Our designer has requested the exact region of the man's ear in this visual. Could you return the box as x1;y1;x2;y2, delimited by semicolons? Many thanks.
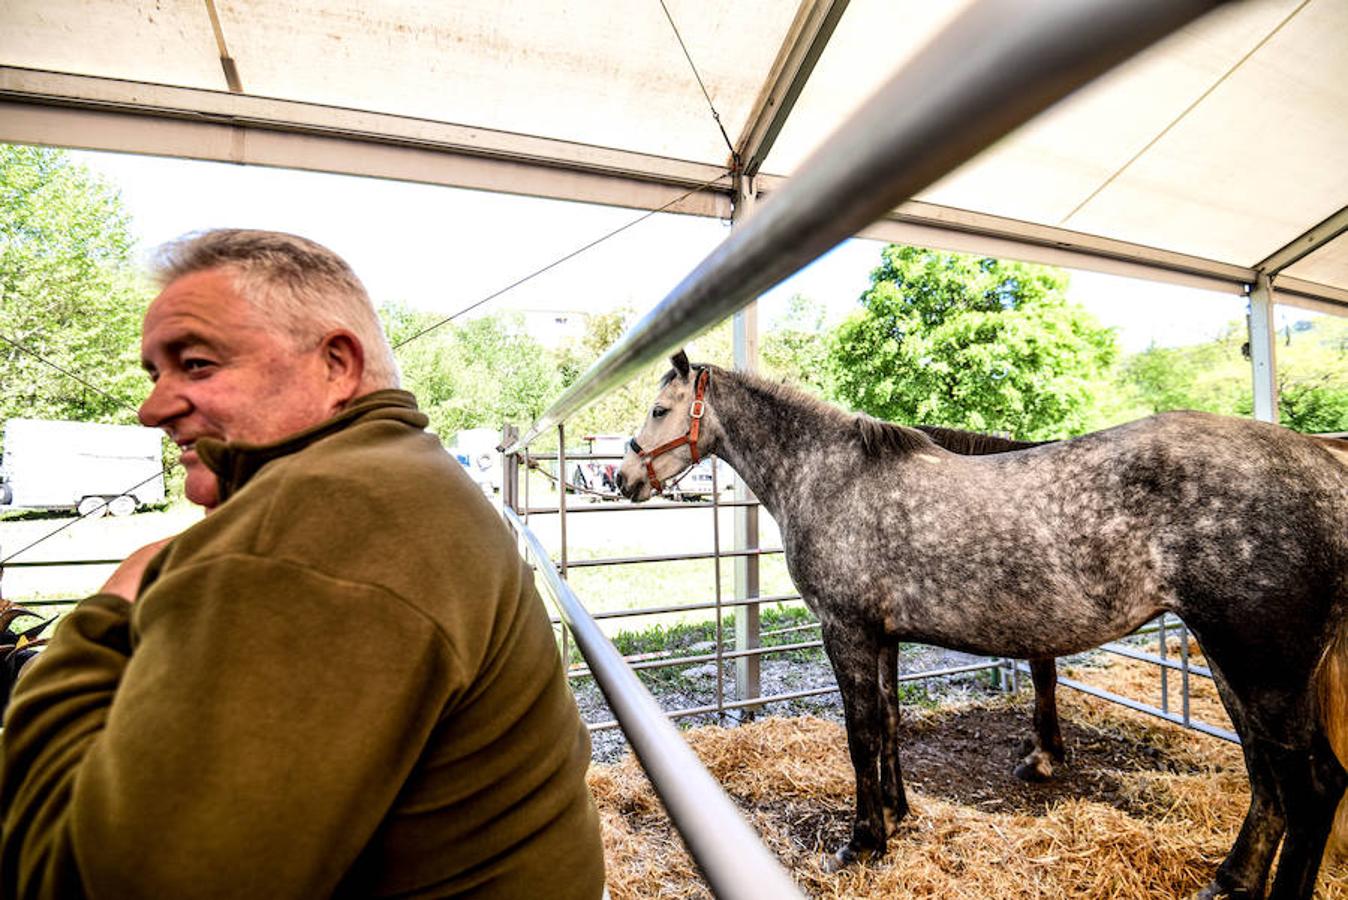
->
671;349;690;378
318;330;365;406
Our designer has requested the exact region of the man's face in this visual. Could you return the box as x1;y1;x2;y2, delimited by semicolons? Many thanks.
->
139;268;336;509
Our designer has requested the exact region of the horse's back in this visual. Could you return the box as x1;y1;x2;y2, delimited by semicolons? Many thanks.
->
821;411;1347;656
1063;412;1347;640
1045;410;1347;558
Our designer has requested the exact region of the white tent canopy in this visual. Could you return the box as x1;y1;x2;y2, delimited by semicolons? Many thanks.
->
1;0;1346;310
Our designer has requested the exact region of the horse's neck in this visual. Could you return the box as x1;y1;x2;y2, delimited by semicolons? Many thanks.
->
708;370;847;518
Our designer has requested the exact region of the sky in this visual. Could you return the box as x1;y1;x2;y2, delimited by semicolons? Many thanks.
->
72;148;1270;355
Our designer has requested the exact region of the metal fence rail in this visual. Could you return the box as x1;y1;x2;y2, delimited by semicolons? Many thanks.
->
503;507;805;900
3;546;1239;743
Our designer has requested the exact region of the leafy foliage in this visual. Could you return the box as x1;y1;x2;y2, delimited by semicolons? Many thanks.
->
1118;323;1251;417
1271;316;1348;432
827;246;1118;439
1;145;152;431
551;308;663;443
383;305;559;442
761;294;830;394
1120;315;1348;433
1275;378;1348;432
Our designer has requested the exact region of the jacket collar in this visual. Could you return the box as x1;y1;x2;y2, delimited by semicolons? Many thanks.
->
194;390;427;504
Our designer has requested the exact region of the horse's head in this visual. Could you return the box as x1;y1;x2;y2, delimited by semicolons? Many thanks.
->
617;350;716;502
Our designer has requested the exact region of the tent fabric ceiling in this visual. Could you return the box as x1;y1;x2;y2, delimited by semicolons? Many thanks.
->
1;0;1345;308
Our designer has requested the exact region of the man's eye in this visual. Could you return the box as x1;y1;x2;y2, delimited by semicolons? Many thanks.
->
183;358;215;372
652;407;668;420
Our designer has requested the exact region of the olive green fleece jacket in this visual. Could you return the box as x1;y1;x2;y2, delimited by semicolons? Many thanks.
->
0;390;605;899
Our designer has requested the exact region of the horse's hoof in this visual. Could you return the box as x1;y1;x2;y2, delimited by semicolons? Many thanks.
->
821;842;875;872
1013;749;1055;782
821;846;857;873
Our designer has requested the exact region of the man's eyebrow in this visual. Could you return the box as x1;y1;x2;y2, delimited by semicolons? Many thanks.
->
141;331;217;370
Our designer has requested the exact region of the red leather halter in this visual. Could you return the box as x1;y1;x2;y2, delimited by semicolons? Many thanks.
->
638;368;710;493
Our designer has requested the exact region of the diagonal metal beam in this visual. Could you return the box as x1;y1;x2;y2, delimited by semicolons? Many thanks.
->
1255;204;1348;276
505;0;1229;454
735;0;850;178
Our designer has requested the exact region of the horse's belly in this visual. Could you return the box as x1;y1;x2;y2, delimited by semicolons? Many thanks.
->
886;581;1167;660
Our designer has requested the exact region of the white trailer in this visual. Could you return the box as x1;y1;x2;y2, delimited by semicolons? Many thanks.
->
447;427;503;493
0;419;166;517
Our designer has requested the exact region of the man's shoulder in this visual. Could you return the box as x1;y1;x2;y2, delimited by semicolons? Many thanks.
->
250;424;514;575
301;424;501;524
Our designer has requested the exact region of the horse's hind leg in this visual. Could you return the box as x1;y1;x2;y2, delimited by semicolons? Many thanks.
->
1014;657;1065;782
1195;665;1286;899
820;622;889;871
878;639;910;835
1260;729;1344;900
1197;636;1345;899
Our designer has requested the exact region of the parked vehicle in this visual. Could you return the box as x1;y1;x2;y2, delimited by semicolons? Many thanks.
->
446;427;502;493
0;419;166;517
666;457;735;501
569;434;627;495
449;450;494;494
561;434;734;501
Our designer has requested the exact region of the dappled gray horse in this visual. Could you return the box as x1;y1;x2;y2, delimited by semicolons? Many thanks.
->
617;351;1348;900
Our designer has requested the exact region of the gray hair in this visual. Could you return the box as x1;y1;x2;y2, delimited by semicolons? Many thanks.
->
153;229;400;390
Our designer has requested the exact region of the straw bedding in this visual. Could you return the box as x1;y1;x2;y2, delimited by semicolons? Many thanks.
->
588;652;1348;898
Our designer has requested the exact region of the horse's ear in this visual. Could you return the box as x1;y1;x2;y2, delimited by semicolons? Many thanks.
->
671;350;691;379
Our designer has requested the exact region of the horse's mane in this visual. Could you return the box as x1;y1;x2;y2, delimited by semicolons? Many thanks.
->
912;425;1050;455
712;366;1047;459
854;416;938;456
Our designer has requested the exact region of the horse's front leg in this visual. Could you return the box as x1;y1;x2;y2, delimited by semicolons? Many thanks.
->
1014;656;1066;782
878;639;910;834
820;623;888;872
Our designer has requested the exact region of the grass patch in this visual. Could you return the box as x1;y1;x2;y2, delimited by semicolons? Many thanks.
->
896;680;939;709
564;603;824;693
553;551;798;628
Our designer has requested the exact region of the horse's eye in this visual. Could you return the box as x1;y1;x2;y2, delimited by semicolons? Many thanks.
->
652;406;668;420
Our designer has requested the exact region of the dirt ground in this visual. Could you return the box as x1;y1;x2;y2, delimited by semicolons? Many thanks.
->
589;675;1348;899
891;702;1196;817
702;698;1213;883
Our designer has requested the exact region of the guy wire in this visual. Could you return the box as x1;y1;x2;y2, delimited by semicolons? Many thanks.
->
392;170;732;351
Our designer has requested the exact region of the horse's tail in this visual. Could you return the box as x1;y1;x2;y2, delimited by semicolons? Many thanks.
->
1321;616;1348;860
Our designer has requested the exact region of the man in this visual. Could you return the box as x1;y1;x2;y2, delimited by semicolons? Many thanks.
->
0;230;605;898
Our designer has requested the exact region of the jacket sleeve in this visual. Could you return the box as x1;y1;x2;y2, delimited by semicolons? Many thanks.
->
0;555;461;900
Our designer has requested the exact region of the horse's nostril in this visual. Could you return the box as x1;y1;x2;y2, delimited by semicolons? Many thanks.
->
615;472;626;491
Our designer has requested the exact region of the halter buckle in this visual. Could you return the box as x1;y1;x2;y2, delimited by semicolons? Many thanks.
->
689;399;705;419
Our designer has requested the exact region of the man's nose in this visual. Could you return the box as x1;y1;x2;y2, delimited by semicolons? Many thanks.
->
138;378;185;429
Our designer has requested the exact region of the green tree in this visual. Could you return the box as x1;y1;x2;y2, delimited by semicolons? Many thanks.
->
1119;327;1250;419
560;308;669;440
554;308;630;391
827;245;1118;439
761;294;829;394
1;145;151;429
383;306;559;441
1276;377;1348;432
1272;315;1348;432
